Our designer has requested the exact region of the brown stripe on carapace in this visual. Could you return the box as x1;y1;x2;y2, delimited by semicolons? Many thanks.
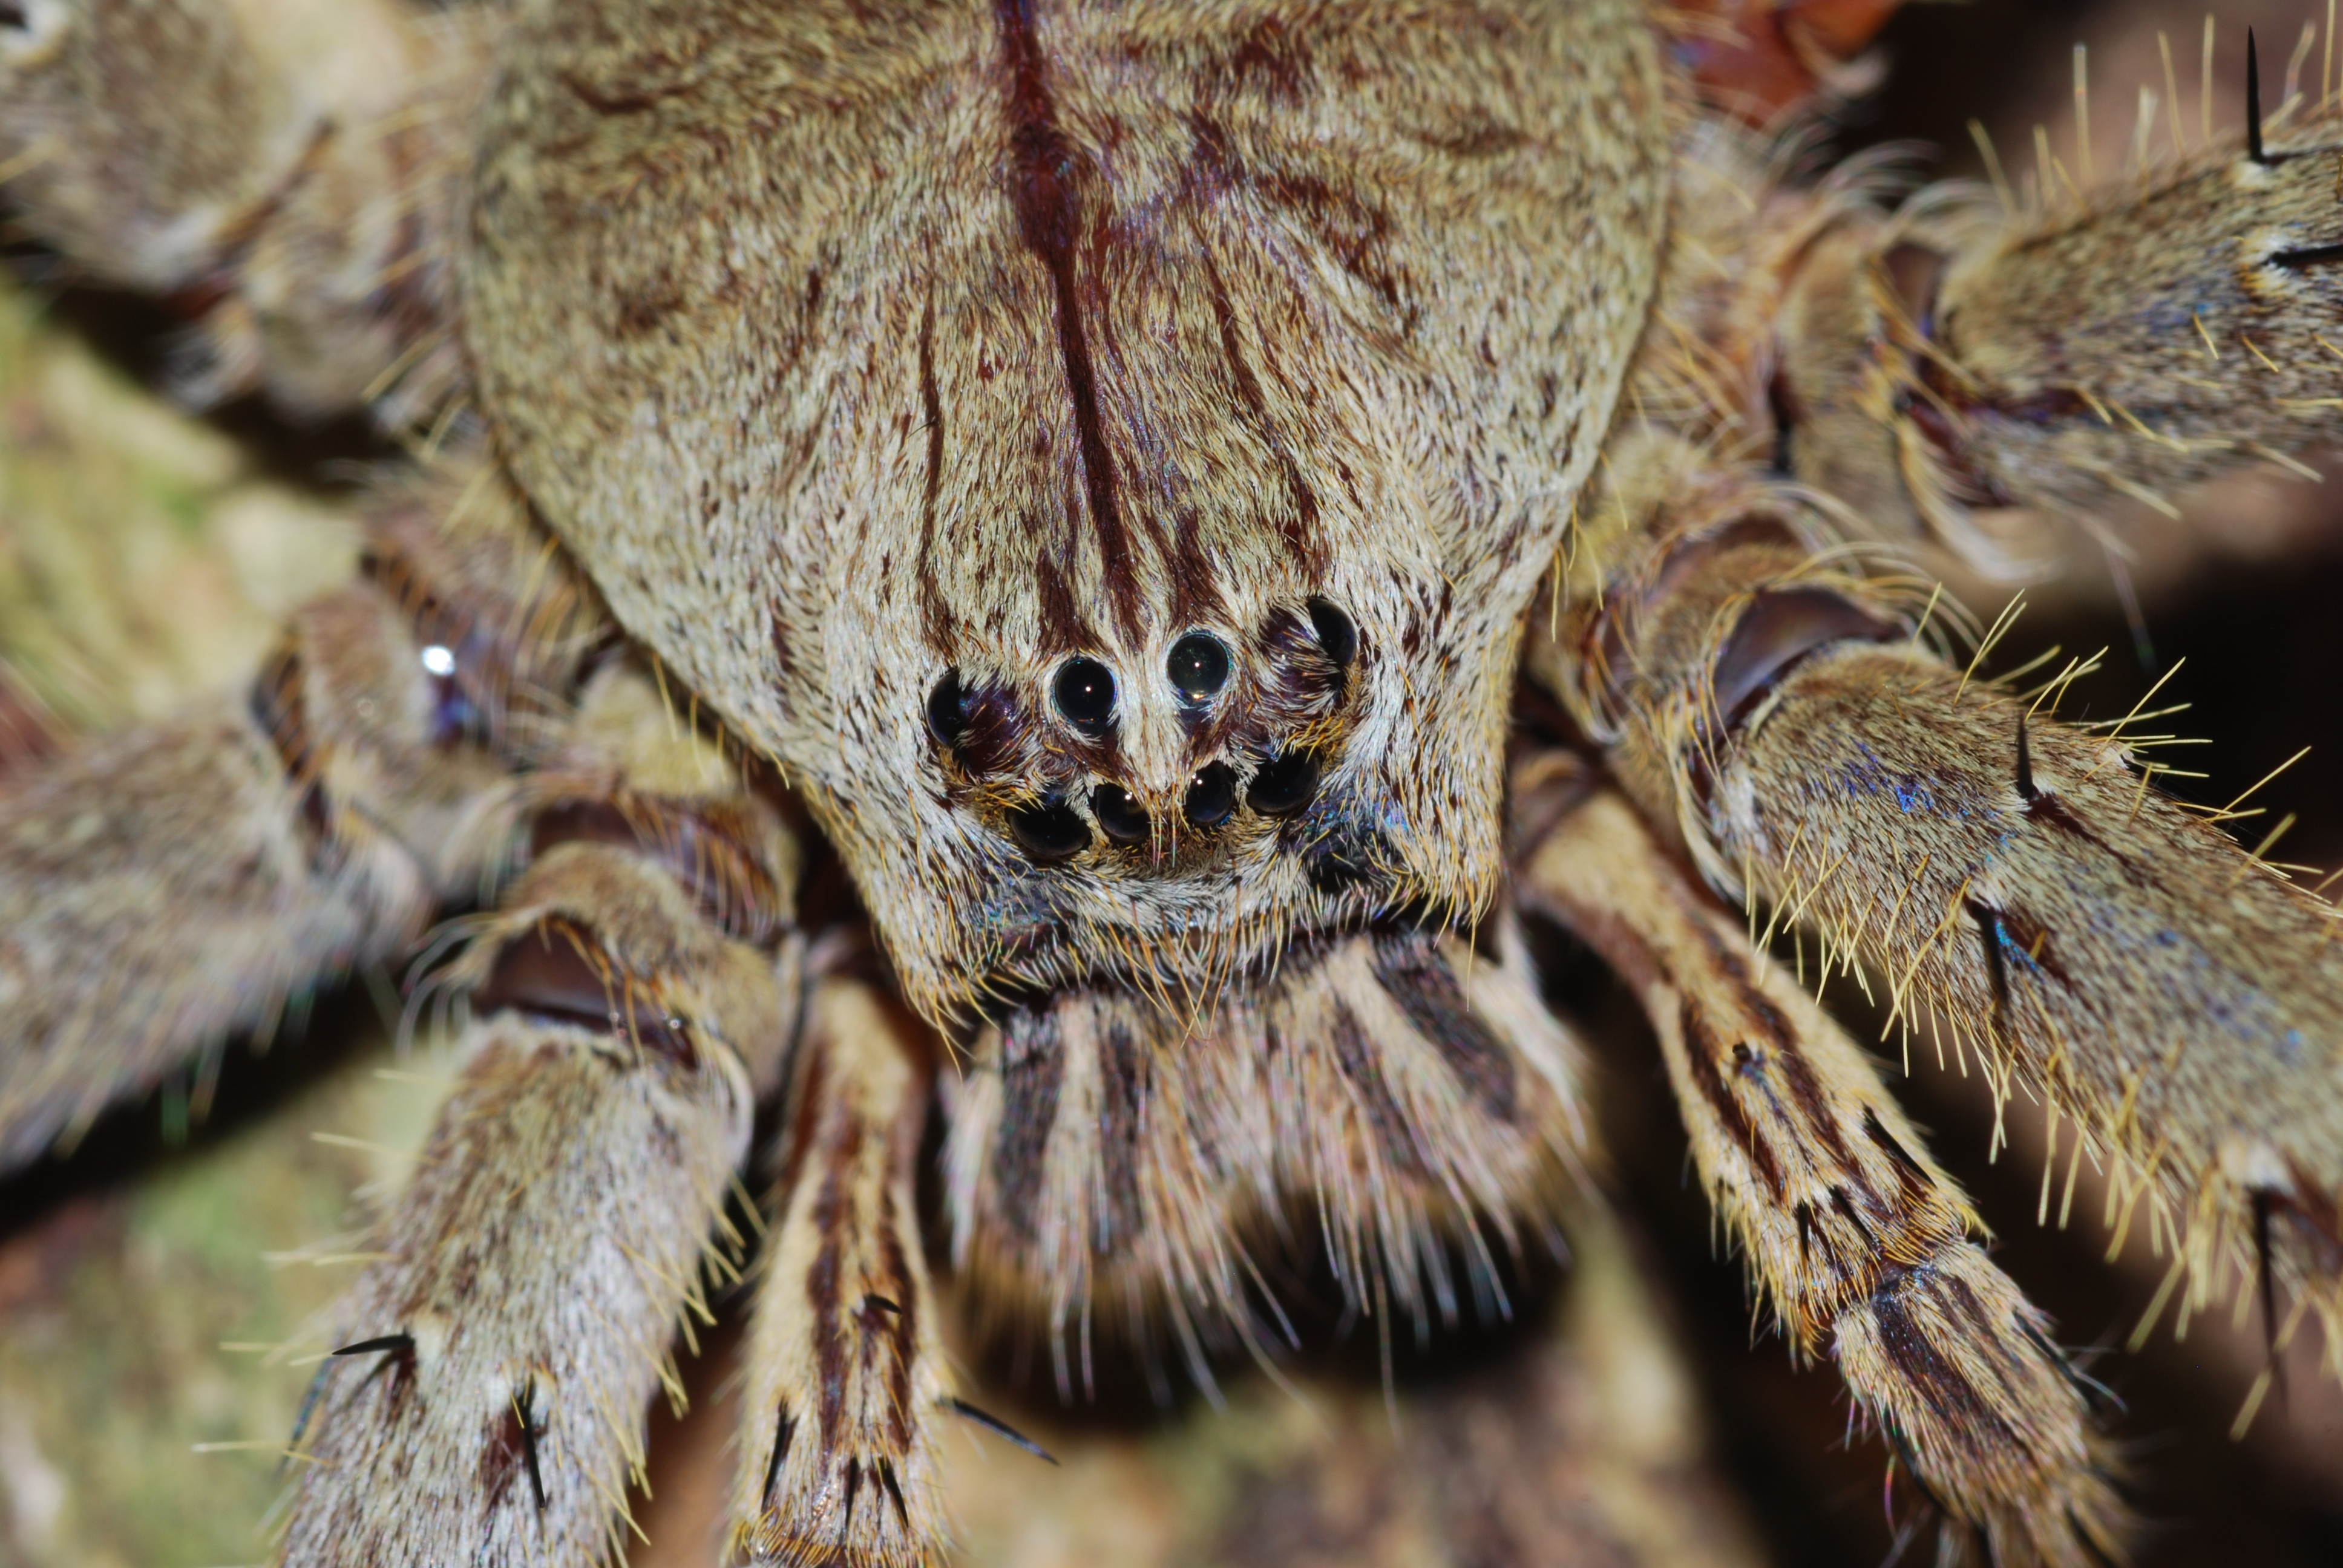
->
1164;506;1229;632
916;291;955;650
1185;106;1410;334
768;598;796;684
993;0;1144;641
1098;1018;1147;1242
992;1007;1064;1241
1196;243;1325;577
1369;932;1518;1120
1216;15;1315;106
1679;998;1785;1197
1329;1003;1427;1176
806;1108;865;1449
1031;550;1089;659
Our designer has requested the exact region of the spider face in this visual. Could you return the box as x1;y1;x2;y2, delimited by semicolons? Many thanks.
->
462;0;1668;1021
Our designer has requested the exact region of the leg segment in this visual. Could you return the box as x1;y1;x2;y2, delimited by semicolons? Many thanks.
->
729;975;955;1568
1538;439;2343;1427
0;460;597;1170
282;663;802;1564
1517;754;2122;1568
0;0;499;419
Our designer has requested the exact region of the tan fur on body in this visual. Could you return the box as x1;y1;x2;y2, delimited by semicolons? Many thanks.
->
4;2;2343;1564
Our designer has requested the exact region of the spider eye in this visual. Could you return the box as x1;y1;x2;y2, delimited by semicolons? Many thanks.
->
1052;658;1117;736
1165;633;1231;703
1306;599;1356;668
1184;762;1237;828
926;669;970;746
1090;782;1150;844
1007;797;1091;863
1247;750;1320;818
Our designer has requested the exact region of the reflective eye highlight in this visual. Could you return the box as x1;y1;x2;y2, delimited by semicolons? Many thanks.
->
1090;783;1150;844
1052;658;1116;736
1183;762;1237;828
1166;633;1231;703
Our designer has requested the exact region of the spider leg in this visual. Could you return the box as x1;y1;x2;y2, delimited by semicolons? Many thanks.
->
282;659;802;1564
1516;753;2124;1568
1538;440;2343;1463
1752;99;2343;575
0;0;499;420
727;973;956;1568
0;457;598;1171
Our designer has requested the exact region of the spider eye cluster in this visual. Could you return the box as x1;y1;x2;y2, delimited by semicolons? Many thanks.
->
924;600;1357;865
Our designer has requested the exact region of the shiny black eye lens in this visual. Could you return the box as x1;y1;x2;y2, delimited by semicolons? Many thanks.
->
1090;782;1151;844
1306;598;1357;668
1006;798;1091;863
926;669;969;746
1246;750;1319;818
1166;633;1231;703
1183;762;1237;828
1052;658;1117;736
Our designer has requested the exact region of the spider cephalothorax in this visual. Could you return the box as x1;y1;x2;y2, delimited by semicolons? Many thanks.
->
2;1;2342;1565
461;0;1665;1020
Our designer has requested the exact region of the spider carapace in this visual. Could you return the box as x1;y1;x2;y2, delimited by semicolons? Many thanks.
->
2;1;2341;1563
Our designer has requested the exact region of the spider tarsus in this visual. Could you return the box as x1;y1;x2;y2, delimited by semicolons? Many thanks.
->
862;1292;903;1318
942;1396;1057;1465
2248;28;2270;167
760;1402;795;1505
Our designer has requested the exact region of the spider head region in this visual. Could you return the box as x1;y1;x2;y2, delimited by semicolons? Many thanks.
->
926;598;1365;883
